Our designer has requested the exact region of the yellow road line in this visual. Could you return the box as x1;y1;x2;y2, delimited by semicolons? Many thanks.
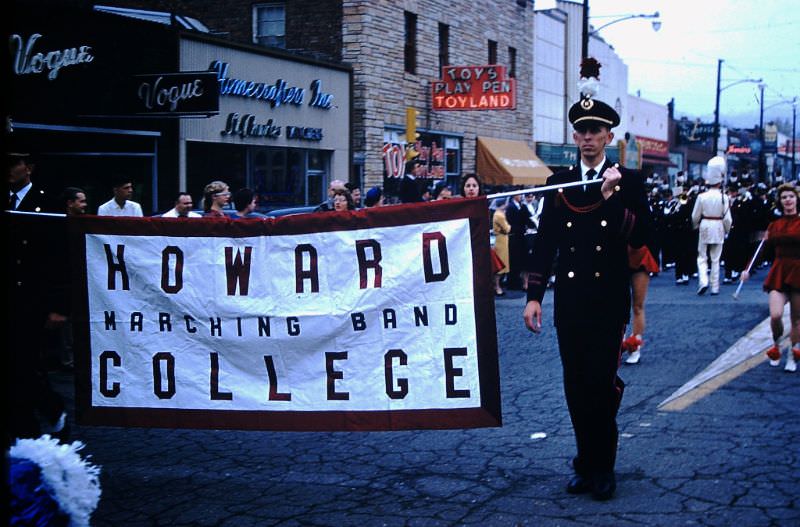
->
658;305;790;412
657;353;767;411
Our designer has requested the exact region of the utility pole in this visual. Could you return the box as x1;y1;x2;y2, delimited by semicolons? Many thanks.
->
582;0;589;61
713;59;722;155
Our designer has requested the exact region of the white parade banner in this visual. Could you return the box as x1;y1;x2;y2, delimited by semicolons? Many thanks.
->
71;198;501;431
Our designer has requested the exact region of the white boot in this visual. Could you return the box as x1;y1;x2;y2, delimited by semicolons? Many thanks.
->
625;335;642;365
786;349;798;372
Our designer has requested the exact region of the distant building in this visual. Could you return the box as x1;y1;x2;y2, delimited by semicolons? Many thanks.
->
532;0;630;170
626;94;671;180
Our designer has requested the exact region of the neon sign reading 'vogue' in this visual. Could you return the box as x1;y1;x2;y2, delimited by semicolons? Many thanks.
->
9;33;94;81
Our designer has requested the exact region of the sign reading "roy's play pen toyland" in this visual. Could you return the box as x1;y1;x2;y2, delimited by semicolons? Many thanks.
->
431;65;516;111
71;199;501;431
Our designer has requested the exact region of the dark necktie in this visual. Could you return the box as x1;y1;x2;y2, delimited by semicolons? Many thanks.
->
9;193;18;210
584;169;597;191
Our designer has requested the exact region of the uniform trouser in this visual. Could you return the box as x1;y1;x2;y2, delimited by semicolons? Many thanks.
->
697;241;723;291
508;234;526;287
723;236;749;277
556;323;626;476
674;231;696;279
6;311;66;448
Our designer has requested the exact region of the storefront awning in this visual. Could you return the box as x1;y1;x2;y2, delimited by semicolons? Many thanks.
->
476;137;552;186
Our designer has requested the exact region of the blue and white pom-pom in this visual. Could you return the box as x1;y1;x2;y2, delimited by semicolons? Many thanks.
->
577;76;600;98
9;435;101;527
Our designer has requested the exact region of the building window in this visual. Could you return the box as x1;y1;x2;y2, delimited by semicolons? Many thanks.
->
404;11;417;74
253;3;285;48
438;23;449;73
508;46;517;78
488;39;497;65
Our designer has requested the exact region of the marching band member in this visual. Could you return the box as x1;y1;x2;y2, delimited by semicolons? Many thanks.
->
741;184;800;372
523;58;653;501
623;241;659;365
691;156;732;295
665;185;697;285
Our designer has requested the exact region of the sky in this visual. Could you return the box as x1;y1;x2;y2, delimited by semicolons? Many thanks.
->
537;0;800;130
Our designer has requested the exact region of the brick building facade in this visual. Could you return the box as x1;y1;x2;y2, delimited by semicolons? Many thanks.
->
94;0;535;194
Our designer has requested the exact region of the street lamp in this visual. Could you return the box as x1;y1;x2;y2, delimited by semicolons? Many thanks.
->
590;12;661;34
581;1;661;60
712;58;762;154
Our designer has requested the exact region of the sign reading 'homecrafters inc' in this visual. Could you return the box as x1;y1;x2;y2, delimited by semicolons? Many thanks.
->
72;199;501;431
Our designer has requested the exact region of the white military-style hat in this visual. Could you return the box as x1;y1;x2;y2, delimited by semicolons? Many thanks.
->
705;156;726;185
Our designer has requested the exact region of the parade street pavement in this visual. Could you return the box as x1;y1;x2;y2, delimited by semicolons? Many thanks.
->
51;271;799;527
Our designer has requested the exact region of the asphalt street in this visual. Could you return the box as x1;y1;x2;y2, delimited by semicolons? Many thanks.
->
51;270;799;526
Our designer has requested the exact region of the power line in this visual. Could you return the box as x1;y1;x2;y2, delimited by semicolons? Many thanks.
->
660;20;800;35
622;57;800;74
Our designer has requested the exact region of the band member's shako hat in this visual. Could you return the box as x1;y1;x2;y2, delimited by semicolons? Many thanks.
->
568;58;620;129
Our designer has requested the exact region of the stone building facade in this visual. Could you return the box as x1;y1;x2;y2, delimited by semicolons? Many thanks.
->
344;0;533;190
93;0;535;193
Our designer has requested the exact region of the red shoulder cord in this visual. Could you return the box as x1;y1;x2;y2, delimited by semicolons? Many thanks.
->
557;190;603;213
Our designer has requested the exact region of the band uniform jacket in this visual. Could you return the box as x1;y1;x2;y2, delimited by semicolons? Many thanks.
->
526;161;653;328
13;183;51;213
691;188;732;244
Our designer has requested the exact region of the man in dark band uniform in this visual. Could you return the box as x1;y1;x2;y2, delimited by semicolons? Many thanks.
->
6;148;69;447
523;58;652;501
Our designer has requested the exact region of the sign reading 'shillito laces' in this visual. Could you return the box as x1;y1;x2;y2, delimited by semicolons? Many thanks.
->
72;199;501;431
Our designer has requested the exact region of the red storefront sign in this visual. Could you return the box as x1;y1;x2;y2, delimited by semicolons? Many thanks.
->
727;145;752;155
432;65;516;111
638;136;669;157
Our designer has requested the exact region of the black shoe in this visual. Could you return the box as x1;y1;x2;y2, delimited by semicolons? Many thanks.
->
566;474;592;494
697;285;708;296
591;472;616;501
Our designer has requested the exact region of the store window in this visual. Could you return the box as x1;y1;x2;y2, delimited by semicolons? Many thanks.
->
438;23;449;73
253;3;285;48
383;129;462;196
488;39;497;65
444;137;462;189
404;11;417;74
250;147;326;209
187;142;328;212
306;150;326;206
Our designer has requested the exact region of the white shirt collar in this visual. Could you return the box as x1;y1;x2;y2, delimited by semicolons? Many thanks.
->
580;157;606;180
10;181;33;208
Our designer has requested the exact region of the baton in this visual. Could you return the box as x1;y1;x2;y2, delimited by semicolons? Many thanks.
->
487;178;602;200
6;210;66;218
733;238;766;300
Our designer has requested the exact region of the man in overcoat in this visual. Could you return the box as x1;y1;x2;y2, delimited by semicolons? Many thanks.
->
523;58;652;501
